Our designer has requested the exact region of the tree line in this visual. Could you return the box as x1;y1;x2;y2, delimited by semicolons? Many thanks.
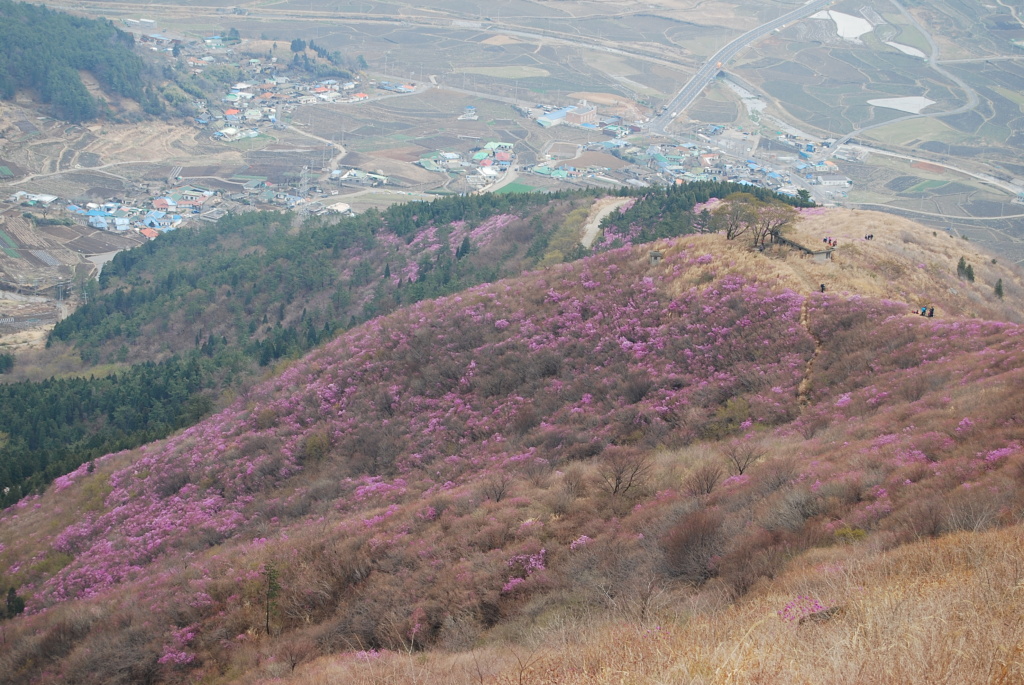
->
599;181;813;247
0;353;238;507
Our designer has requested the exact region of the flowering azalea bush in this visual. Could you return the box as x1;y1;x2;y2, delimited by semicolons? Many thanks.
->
2;231;1024;683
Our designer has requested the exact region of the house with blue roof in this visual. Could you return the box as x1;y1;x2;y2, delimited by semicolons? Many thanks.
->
536;106;576;128
143;210;170;230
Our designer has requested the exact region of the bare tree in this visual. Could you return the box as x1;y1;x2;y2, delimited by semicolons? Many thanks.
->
724;442;764;475
480;472;515;502
595;448;652;496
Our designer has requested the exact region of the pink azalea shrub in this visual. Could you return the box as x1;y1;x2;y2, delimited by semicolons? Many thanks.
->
2;236;1024;682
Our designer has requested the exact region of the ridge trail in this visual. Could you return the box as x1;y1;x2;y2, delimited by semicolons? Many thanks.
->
797;296;821;407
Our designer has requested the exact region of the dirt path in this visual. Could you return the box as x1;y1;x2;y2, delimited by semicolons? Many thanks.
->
796;297;822;407
581;197;633;248
285;125;347;181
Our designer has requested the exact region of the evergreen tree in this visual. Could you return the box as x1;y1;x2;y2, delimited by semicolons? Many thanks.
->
5;587;25;618
995;278;1004;299
965;264;975;283
957;256;967;279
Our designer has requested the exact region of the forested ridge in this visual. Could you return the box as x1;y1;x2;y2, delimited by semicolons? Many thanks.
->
4;183;807;505
52;182;809;362
0;355;236;506
0;0;145;121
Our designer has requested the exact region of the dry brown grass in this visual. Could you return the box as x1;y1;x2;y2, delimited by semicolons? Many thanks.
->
783;210;1023;322
260;524;1024;685
646;209;1023;324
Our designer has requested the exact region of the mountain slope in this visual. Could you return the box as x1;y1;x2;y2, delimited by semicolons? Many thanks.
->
0;0;145;122
0;217;1022;684
3;183;805;506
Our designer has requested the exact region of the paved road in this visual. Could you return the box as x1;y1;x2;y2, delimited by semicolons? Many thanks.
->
650;0;833;133
847;202;1024;221
938;55;1024;64
842;143;1024;195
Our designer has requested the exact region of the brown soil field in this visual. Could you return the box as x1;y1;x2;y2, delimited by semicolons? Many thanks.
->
912;161;947;173
375;147;427;163
555;150;631;170
481;35;523;46
568;91;633;107
568;91;645;118
547;141;581;159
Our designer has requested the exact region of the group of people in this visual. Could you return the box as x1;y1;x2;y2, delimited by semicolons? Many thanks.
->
863;234;875;240
918;306;935;317
822;237;839;248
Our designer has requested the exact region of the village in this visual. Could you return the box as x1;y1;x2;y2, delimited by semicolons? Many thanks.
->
0;24;861;333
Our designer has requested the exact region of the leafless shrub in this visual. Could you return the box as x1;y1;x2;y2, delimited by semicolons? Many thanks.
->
347;423;406;475
60;624;162;685
724;442;764;475
560;535;663;621
560;465;588;498
661;508;725;584
438;613;482;652
562;438;604;462
155;468;191;498
894;373;930;402
891;495;945;540
549;488;576;516
758;487;818;533
35;606;98;663
480;472;516;502
277;635;317;673
595;447;652;497
372;389;396;417
519;458;553;488
510;405;540;436
685;462;723;497
717;528;790;597
944;487;1004;533
756;456;798;492
620;371;653;404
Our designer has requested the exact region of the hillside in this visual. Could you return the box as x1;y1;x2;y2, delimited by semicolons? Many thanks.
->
0;0;145;122
1;213;1022;684
1;183;805;507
